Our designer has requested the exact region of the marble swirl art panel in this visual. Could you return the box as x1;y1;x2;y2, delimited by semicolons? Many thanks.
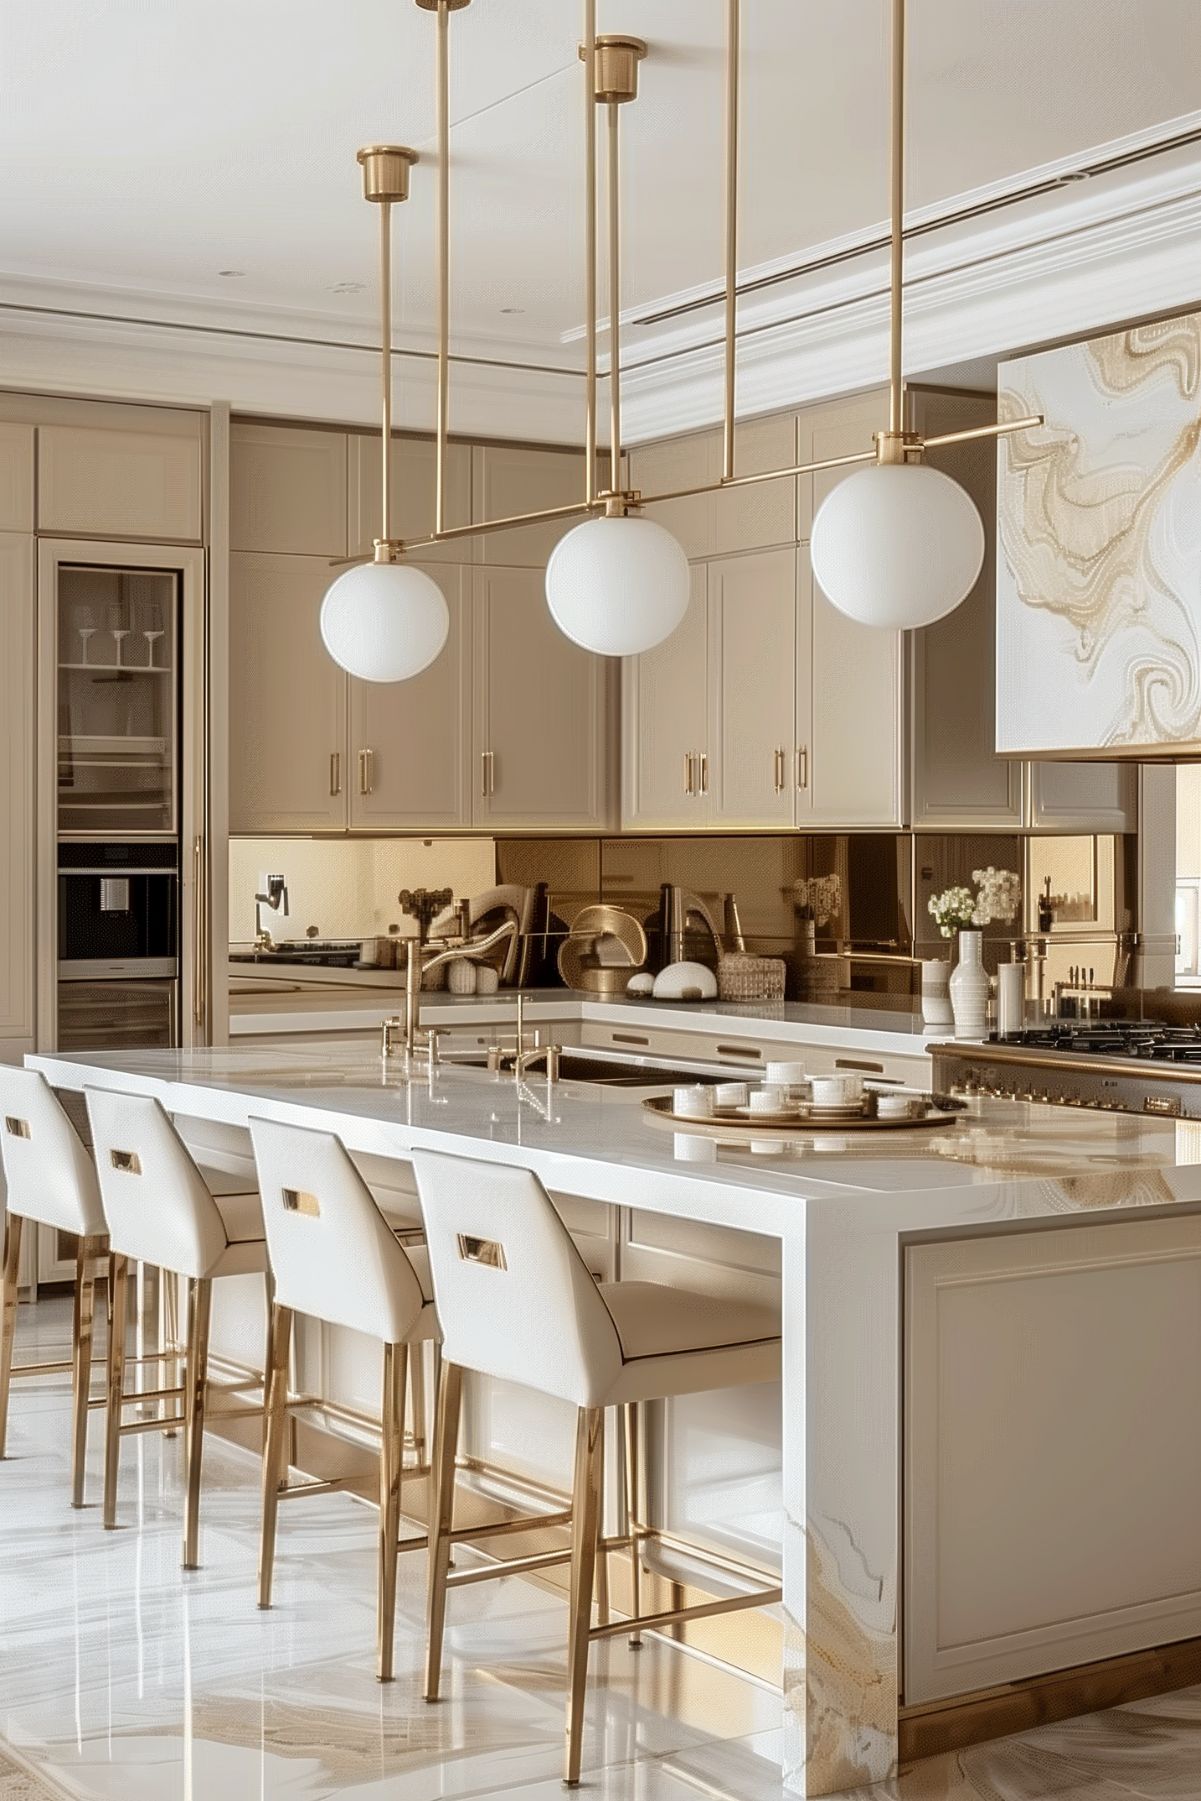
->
997;311;1201;755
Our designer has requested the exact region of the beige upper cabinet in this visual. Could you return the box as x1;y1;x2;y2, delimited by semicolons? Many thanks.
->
472;444;590;567
0;425;34;532
797;387;886;540
1025;760;1137;832
622;565;711;829
630;417;797;561
800;547;903;827
38;422;203;542
348;565;472;831
0;533;35;1044
348;434;471;563
709;549;797;827
627;431;716;560
231;423;347;557
473;565;612;829
229;552;347;833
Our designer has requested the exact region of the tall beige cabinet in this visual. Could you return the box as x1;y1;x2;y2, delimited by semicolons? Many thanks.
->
0;529;35;1055
227;423;614;834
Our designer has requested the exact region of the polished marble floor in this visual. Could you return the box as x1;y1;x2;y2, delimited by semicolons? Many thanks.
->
1;1301;1200;1801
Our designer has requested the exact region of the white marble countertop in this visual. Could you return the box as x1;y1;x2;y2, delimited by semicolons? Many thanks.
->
229;985;937;1060
28;1043;1201;1240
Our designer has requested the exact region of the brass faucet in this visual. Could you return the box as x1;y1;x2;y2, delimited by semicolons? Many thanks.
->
382;920;519;1069
485;994;562;1089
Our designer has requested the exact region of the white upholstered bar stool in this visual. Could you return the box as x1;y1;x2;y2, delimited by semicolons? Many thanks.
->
249;1117;443;1682
411;1149;783;1789
85;1085;267;1569
0;1068;108;1507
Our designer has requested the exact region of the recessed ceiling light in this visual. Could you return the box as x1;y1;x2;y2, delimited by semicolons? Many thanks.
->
217;269;245;278
330;280;366;295
1054;169;1090;185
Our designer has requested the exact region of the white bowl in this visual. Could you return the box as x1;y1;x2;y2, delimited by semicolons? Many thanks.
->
652;961;718;1002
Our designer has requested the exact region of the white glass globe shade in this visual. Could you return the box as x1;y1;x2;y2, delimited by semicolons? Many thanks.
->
320;560;449;683
545;514;690;656
809;461;985;630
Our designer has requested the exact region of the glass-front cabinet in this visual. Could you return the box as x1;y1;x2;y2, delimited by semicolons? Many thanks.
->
56;563;179;837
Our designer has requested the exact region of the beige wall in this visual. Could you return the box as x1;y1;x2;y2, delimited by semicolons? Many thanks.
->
1177;766;1201;879
228;838;496;944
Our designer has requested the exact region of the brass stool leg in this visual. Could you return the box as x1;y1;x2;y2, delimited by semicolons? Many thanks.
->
593;1423;609;1628
181;1277;212;1570
377;1340;408;1683
424;1358;463;1701
69;1236;101;1508
623;1403;642;1647
103;1253;129;1528
0;1213;23;1458
409;1339;427;1465
257;1301;293;1609
162;1271;181;1440
564;1406;604;1788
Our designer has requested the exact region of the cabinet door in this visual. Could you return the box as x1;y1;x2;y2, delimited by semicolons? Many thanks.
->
797;386;886;541
621;565;712;828
230;423;347;557
1025;760;1138;832
473;444;590;567
799;544;903;827
627;431;717;560
38;424;203;542
473;566;611;829
348;435;471;563
711;413;798;556
0;534;34;1043
229;553;347;833
709;549;796;826
348;565;471;830
0;425;34;532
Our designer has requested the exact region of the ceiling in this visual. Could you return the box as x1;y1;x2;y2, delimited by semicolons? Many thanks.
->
1;0;1199;379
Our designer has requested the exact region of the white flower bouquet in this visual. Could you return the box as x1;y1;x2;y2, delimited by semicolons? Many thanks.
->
927;867;1021;940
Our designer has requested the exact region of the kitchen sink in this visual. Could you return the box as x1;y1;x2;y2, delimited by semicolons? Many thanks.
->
450;1049;757;1088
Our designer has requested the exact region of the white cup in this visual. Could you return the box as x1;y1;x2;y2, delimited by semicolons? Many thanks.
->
875;1093;913;1119
765;1059;806;1088
714;1081;749;1109
810;1074;864;1108
748;1085;786;1114
674;1085;712;1117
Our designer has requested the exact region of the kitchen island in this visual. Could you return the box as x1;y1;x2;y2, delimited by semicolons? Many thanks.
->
26;1042;1201;1798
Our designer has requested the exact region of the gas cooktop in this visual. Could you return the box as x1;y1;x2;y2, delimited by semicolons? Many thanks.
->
931;1022;1201;1118
990;1023;1201;1064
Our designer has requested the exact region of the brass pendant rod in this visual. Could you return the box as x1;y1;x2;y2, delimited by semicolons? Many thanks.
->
607;98;623;480
435;0;451;536
722;0;740;482
888;0;906;437
379;198;394;541
583;0;598;505
923;413;1042;450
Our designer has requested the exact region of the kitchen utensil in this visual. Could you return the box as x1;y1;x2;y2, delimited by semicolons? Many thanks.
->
558;905;648;995
642;1094;963;1135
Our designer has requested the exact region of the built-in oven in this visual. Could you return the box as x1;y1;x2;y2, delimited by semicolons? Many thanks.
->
57;841;179;1050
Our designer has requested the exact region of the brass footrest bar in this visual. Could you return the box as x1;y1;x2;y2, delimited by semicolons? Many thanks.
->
277;1476;362;1502
447;1546;571;1589
589;1584;782;1642
119;1411;187;1437
449;1507;573;1546
118;1384;184;1407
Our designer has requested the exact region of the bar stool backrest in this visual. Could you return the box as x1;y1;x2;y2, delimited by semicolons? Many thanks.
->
0;1068;106;1237
85;1087;227;1279
412;1149;622;1409
249;1118;427;1344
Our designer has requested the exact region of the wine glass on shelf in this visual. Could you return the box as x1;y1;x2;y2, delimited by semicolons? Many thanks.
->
76;605;96;667
106;599;128;669
142;598;165;670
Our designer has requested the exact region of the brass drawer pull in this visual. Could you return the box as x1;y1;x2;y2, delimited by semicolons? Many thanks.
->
717;1043;760;1059
358;748;374;796
773;748;785;793
683;752;694;796
795;745;809;791
480;749;495;797
698;751;709;796
835;1057;884;1074
329;752;341;796
612;1032;649;1047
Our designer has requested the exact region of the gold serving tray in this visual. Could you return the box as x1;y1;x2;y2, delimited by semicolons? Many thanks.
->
641;1095;965;1135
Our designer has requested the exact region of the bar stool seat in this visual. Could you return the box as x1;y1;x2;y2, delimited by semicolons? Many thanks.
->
0;1068;109;1508
86;1086;269;1569
594;1281;779;1403
411;1148;784;1788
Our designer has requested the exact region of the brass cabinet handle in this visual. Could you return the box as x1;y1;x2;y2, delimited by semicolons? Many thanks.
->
698;751;709;796
795;745;809;791
480;749;495;797
773;747;786;793
329;752;341;796
191;834;204;1032
358;748;374;795
683;752;694;797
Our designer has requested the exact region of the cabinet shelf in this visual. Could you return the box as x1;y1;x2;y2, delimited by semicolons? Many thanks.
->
58;662;173;675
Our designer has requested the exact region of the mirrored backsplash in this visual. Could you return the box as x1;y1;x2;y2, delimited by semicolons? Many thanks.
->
496;833;1138;1010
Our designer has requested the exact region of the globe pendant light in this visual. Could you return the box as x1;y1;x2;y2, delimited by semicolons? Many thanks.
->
544;27;689;657
809;0;985;631
320;145;449;684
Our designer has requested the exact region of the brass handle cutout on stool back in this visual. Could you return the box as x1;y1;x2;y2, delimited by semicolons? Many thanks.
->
282;1188;321;1218
457;1234;507;1270
4;1117;30;1139
110;1149;141;1175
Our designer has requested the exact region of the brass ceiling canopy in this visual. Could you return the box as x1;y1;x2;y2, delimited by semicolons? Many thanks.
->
356;144;418;206
414;0;473;9
585;34;647;105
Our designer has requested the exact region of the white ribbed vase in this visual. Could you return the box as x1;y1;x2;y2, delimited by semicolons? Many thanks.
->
949;929;989;1041
920;958;954;1034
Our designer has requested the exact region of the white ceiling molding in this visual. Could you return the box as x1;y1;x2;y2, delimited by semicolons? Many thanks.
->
1;123;1200;447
